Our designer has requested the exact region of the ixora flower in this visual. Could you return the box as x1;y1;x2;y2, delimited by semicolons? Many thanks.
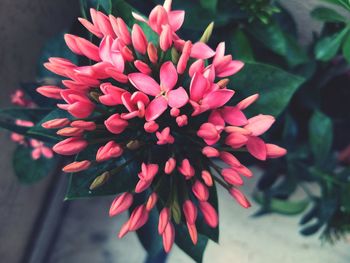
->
38;0;286;254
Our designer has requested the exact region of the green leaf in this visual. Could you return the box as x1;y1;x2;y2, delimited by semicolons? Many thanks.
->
229;29;254;61
13;146;58;184
247;20;308;67
174;223;208;263
200;0;218;13
253;191;309;215
37;32;78;79
321;0;350;11
0;108;52;122
342;32;350;63
230;62;305;117
309;111;333;165
65;149;139;199
315;27;349;61
311;7;346;23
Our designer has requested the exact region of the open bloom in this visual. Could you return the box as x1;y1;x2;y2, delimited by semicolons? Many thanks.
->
38;0;286;254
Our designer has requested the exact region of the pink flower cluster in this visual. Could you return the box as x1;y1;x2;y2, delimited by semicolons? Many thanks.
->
38;0;286;252
10;90;53;160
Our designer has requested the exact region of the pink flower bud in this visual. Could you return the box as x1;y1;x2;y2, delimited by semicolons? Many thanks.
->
186;222;198;245
118;220;130;238
58;90;95;118
109;192;134;217
121;46;134;62
159;24;172;51
131;24;148;54
53;137;88;155
225;132;248;148
105;67;129;83
221;168;243;186
266;144;287;158
99;83;125;106
234;165;253;178
237;94;259;110
78;17;102;38
96;141;123;162
71;120;96;131
224;126;251;135
64;34;100;61
197;123;220;145
176;114;188;127
162;221;175;253
62;160;91;173
164;157;176;174
57;127;84;137
109;15;131;45
177;40;192;74
192;180;209;201
129;205;149;231
147;43;158;64
178;159;195;179
144;121;159;133
229;188;251;208
158;207;170;234
244;115;275;136
202;146;219;157
146;193;158;211
219;151;241;167
183;200;197;225
134;60;152;75
42;118;70;129
170;107;180;117
105;114;128;134
95;10;115;37
135;179;152;194
199;201;218;228
148;5;168;34
36;86;62;99
201;170;213;186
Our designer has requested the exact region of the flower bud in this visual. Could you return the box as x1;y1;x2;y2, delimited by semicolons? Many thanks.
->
170;107;180;117
118;220;130;238
146;193;158;211
229;188;251;208
176;114;188;127
53;137;88;155
158;207;170;234
131;24;147;54
219;151;241;167
201;170;213;186
164;157;176;174
147;42;158;64
144;121;159;133
71;120;96;131
42;118;70;129
36;86;62;99
62;160;91;173
134;60;152;75
109;192;133;217
183;200;197;225
105;114;128;134
192;180;209;201
199;21;214;43
128;205;149;231
202;146;219;157
221;168;243;186
126;140;142;150
160;25;172;51
216;78;230;88
178;159;195;179
199;201;218;228
89;171;110;190
57;127;84;137
237;94;259;110
266;144;287;158
96;141;123;162
186;222;198;245
162;221;175;253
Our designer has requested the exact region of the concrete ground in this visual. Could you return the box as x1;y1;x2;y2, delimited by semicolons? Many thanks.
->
0;0;349;263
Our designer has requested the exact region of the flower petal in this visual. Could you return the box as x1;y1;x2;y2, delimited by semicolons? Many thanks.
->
202;89;234;109
190;42;215;59
221;106;248;126
168;87;188;108
168;10;185;31
189;73;208;101
129;73;160;96
160;61;178;91
246;136;267;160
145;96;168;121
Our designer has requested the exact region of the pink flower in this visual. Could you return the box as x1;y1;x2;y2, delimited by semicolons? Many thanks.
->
121;92;150;119
99;83;125;106
129;61;188;121
30;139;54;159
37;86;62;100
109;193;134;217
135;163;159;193
213;42;244;77
11;90;29;106
131;24;148;54
58;90;95;118
156;127;175;145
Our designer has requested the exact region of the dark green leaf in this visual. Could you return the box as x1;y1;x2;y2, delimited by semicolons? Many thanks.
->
229;29;254;61
315;27;349;61
309;111;333;165
253;191;309;215
199;0;217;13
80;0;112;16
0;108;52;122
230;62;305;117
311;7;346;23
174;223;208;263
13;146;58;184
247;20;308;67
342;32;350;63
65;149;139;199
321;0;350;11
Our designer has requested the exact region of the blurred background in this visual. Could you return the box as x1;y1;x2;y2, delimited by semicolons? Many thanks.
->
0;0;350;262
